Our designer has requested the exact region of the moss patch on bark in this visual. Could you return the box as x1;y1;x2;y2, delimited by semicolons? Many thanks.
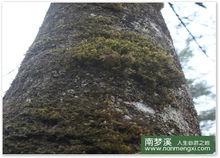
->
3;4;189;154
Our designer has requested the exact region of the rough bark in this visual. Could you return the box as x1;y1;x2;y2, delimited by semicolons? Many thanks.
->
3;3;201;154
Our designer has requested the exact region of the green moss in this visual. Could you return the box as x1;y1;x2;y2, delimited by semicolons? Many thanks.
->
66;31;184;100
71;15;183;91
100;3;125;12
44;13;185;105
90;15;114;25
4;8;186;154
74;16;118;40
29;107;62;126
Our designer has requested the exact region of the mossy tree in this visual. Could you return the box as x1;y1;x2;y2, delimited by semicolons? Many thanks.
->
3;3;201;154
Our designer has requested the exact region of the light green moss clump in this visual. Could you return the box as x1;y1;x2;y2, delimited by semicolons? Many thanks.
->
99;3;125;12
68;31;184;93
69;15;184;95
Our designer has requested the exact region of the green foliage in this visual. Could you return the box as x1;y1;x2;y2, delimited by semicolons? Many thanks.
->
178;40;193;69
188;80;213;99
177;38;215;134
198;107;215;121
177;39;214;99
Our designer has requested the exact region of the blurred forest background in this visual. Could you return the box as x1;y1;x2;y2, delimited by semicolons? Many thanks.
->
162;2;216;135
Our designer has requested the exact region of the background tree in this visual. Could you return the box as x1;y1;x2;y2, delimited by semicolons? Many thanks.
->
163;2;216;136
177;39;215;135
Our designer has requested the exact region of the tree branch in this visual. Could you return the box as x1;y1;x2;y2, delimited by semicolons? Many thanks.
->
168;2;208;57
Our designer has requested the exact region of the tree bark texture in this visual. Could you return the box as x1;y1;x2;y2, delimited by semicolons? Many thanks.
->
3;3;201;154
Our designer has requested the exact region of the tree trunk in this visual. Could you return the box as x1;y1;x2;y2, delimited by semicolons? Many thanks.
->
3;3;201;154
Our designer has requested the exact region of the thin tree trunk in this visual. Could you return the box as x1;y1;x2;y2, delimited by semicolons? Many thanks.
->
3;3;200;154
